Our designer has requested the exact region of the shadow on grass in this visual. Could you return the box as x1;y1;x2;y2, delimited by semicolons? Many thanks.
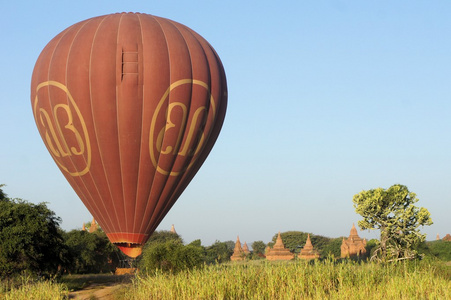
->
59;274;133;292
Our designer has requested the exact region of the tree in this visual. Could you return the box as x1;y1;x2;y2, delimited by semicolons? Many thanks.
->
0;184;7;201
204;240;233;264
140;239;204;273
251;241;266;259
146;230;183;245
0;197;65;277
63;229;120;274
353;184;433;262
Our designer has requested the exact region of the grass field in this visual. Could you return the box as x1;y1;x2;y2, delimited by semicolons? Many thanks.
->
1;259;450;299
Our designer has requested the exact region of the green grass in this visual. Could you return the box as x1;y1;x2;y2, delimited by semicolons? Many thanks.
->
0;276;68;300
125;259;451;299
2;260;450;299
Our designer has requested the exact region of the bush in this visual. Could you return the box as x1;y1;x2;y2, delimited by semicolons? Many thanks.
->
0;198;65;277
63;229;120;274
140;240;204;273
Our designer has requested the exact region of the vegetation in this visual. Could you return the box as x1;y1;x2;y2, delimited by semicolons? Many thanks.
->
140;239;204;274
63;229;121;274
0;276;68;300
421;240;451;261
0;196;65;277
2;183;450;299
124;259;451;299
353;184;433;262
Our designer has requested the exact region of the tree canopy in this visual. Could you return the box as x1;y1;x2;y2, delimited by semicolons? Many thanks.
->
353;184;433;262
0;197;65;277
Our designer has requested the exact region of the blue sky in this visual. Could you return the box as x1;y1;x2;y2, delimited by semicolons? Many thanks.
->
1;1;450;246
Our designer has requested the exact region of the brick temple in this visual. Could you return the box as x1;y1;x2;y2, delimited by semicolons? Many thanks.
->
265;232;294;261
298;234;320;260
242;241;250;255
341;224;367;258
230;236;246;261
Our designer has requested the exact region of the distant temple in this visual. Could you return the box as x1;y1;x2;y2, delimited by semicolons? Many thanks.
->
230;236;246;261
298;234;320;260
170;224;177;234
242;242;251;255
89;218;98;233
437;233;440;240
82;217;98;233
341;224;367;258
265;232;294;261
443;234;451;241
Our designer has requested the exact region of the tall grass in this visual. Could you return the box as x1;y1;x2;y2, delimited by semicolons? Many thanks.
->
0;276;68;300
1;260;450;299
125;259;451;299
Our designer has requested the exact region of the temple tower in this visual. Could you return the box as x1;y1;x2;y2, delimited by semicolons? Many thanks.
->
298;234;320;260
243;242;250;255
341;224;367;258
266;232;294;261
89;217;98;233
170;224;177;234
231;236;246;261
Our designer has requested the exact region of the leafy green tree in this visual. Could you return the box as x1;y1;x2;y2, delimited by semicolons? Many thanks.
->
204;240;233;264
140;239;204;273
422;240;451;261
319;237;342;258
146;230;184;245
63;228;120;274
251;241;266;254
0;197;65;277
0;184;7;201
353;184;433;262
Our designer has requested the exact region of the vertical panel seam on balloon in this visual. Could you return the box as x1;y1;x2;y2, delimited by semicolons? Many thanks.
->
65;18;109;233
138;16;169;234
144;21;195;235
89;15;120;234
45;24;102;231
150;25;210;233
132;13;145;238
116;13;129;235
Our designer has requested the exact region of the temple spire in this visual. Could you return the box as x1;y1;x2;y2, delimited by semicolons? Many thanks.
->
170;224;177;234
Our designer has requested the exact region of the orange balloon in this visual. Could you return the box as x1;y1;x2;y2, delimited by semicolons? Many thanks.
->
31;13;227;257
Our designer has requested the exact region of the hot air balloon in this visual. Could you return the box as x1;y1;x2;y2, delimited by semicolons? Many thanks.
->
31;13;227;257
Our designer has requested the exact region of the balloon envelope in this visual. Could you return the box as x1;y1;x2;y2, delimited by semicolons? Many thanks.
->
31;13;227;257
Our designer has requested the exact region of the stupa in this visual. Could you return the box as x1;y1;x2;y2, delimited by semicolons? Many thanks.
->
443;234;451;241
243;242;251;255
230;236;246;261
266;232;294;261
298;234;320;260
341;224;367;258
88;217;98;233
170;224;177;234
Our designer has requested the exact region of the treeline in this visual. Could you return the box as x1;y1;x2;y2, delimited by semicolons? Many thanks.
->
0;189;121;277
1;185;450;278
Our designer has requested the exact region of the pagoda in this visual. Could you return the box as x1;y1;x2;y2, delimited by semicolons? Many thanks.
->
443;234;451;241
266;232;294;261
298;234;320;260
230;236;246;261
341;224;367;258
170;224;177;234
88;217;98;233
242;242;251;255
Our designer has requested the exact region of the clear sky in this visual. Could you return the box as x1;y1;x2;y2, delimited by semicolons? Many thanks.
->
1;1;450;246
